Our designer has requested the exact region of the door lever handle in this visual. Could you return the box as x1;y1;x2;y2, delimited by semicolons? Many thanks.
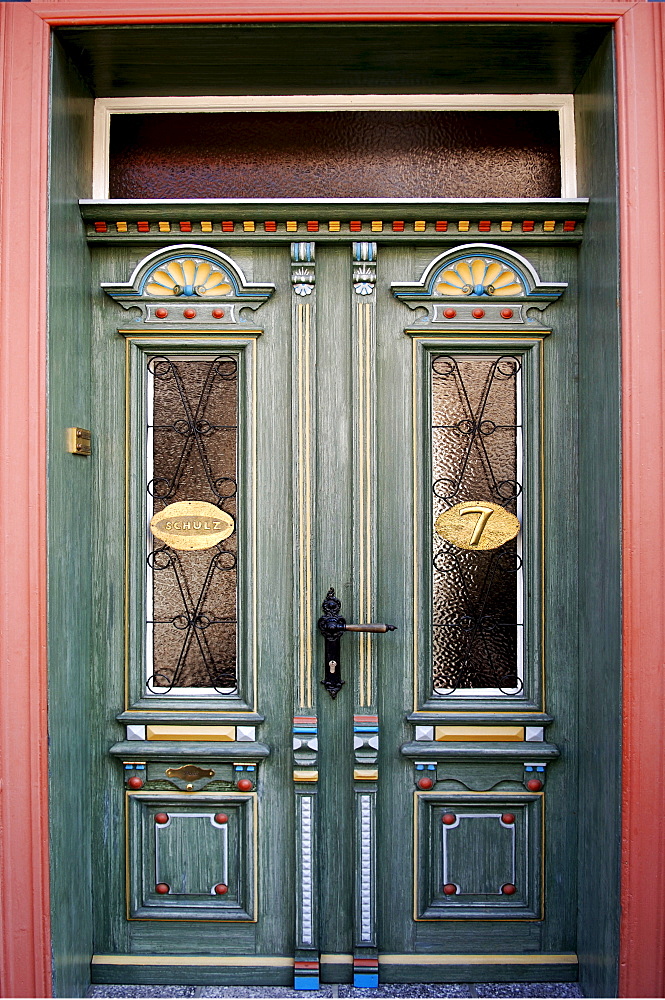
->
318;588;397;699
345;623;397;633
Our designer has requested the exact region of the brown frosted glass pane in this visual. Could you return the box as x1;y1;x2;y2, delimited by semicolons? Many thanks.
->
431;355;522;694
147;356;238;693
109;111;560;199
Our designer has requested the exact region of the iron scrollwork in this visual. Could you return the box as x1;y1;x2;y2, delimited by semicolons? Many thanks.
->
147;355;239;695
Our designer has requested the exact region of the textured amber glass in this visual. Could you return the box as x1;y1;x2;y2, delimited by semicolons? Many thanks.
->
431;355;522;695
147;356;238;693
109;111;560;199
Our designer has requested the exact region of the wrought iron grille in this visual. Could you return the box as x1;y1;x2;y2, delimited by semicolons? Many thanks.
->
431;354;523;695
146;355;238;694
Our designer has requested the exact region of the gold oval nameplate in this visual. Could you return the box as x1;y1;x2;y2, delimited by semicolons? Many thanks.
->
435;500;520;551
150;500;234;551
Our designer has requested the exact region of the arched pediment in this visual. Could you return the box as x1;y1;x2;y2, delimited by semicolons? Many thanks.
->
391;244;566;327
101;244;275;325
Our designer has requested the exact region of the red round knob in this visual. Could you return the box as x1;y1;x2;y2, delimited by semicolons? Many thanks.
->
501;813;516;825
502;883;517;895
237;778;253;791
527;778;543;792
154;813;169;825
417;776;433;790
442;813;457;825
500;308;514;319
127;776;143;789
155;307;168;319
212;308;225;319
443;883;457;895
472;308;485;318
183;307;197;318
155;883;170;894
214;883;228;895
214;813;228;825
443;308;457;319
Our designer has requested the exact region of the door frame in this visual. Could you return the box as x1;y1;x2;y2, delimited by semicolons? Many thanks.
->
1;2;664;997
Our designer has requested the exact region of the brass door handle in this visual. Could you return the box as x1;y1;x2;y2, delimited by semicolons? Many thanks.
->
318;588;397;698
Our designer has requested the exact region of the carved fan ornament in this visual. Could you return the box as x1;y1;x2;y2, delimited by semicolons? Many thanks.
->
391;244;567;327
435;258;522;297
101;244;275;326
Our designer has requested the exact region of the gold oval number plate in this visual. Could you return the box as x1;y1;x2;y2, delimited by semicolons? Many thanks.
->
150;500;234;551
435;500;520;551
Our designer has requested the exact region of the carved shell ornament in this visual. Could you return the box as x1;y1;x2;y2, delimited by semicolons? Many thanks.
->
435;257;523;297
145;258;232;298
101;245;275;326
390;244;567;327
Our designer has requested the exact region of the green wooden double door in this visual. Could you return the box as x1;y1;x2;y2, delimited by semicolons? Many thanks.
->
91;214;580;986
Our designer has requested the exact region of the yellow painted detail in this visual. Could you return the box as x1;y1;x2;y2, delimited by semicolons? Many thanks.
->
371;221;383;232
500;220;513;232
293;769;319;782
457;220;470;232
435;725;525;742
116;221;128;232
414;220;426;232
354;768;379;780
200;221;213;232
435;259;522;298
158;221;171;232
92;956;294;967
243;221;256;232
320;955;353;964
145;259;232;297
146;725;236;741
286;221;298;232
543;220;556;232
377;954;577;966
328;221;341;232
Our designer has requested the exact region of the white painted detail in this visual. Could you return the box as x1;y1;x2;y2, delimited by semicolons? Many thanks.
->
525;727;544;742
300;796;314;946
93;94;576;199
415;726;434;742
126;725;146;741
359;794;373;943
236;727;256;742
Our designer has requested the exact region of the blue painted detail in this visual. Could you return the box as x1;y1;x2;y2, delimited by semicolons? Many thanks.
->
525;765;534;772
234;765;243;772
247;765;256;772
294;976;320;990
427;764;436;770
473;283;485;295
354;726;379;733
183;284;194;296
354;973;379;988
416;764;425;771
293;727;318;735
536;766;545;772
353;241;376;262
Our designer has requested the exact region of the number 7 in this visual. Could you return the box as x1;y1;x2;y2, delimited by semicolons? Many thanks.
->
459;503;495;546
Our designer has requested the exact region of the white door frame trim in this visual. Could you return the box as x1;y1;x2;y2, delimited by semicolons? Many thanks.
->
92;94;577;199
